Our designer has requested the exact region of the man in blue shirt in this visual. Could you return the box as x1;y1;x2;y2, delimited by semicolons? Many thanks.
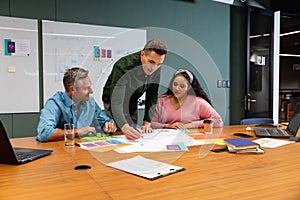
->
37;67;116;142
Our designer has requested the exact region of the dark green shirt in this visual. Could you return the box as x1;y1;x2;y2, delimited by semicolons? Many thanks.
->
102;51;160;128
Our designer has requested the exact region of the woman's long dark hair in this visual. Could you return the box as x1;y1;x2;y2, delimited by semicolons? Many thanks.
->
164;70;212;105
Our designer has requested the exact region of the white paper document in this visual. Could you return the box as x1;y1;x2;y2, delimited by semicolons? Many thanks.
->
106;155;185;180
253;138;295;148
114;129;193;153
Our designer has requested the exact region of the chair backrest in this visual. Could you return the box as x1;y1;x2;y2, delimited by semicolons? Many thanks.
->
240;118;274;125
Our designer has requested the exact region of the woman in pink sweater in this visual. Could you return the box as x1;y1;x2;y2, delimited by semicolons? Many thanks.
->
151;69;223;129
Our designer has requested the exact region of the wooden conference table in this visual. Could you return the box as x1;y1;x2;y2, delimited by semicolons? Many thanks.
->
1;125;300;200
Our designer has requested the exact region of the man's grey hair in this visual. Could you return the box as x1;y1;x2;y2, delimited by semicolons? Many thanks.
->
63;67;89;91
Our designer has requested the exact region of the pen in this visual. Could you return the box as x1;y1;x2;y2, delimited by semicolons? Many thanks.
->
132;123;143;138
75;143;80;147
157;169;175;176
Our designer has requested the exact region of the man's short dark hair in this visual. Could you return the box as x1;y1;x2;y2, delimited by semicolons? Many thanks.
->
143;38;167;55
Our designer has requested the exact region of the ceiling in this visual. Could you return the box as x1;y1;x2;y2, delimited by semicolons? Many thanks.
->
270;0;300;55
280;15;300;55
187;0;300;55
246;0;300;55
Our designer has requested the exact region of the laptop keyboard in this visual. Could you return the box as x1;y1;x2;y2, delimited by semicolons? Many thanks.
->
266;129;289;136
15;152;42;162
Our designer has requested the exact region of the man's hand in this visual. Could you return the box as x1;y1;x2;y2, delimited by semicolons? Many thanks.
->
104;122;117;133
76;126;96;137
121;124;141;140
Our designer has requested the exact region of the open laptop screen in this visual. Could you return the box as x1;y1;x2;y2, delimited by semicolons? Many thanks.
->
0;120;53;165
287;102;300;136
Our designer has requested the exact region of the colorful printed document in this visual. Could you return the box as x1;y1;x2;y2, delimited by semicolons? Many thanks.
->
166;142;189;151
189;133;231;140
188;132;231;146
77;139;126;149
79;133;112;141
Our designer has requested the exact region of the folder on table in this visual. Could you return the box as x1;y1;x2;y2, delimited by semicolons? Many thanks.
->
106;155;185;180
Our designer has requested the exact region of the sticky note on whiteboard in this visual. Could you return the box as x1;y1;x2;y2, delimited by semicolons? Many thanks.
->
7;66;16;73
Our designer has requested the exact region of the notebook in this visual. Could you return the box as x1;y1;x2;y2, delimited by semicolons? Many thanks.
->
0;120;53;165
254;102;300;138
223;138;260;150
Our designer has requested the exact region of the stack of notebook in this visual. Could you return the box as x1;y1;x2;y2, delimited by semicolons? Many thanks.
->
223;138;264;154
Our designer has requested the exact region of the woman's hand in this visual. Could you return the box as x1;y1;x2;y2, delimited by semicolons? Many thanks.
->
140;124;153;133
167;122;184;129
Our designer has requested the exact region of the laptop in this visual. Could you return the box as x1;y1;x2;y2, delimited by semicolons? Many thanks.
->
0;120;53;165
254;102;300;138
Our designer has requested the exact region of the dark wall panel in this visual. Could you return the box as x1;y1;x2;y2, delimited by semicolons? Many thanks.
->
0;0;10;16
10;0;55;20
0;0;231;137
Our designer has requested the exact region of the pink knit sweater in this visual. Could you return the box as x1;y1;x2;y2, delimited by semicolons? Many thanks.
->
151;95;223;129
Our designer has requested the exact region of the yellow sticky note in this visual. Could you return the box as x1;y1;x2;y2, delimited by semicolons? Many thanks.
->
7;66;16;73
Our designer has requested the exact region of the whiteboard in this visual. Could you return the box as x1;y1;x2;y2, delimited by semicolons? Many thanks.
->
0;16;39;113
42;20;146;108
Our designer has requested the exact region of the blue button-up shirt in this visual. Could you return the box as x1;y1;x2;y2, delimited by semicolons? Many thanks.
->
37;91;114;142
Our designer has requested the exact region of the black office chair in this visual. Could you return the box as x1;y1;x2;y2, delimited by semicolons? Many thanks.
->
240;118;274;125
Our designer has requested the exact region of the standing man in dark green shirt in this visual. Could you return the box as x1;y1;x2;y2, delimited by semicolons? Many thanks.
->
102;39;167;140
